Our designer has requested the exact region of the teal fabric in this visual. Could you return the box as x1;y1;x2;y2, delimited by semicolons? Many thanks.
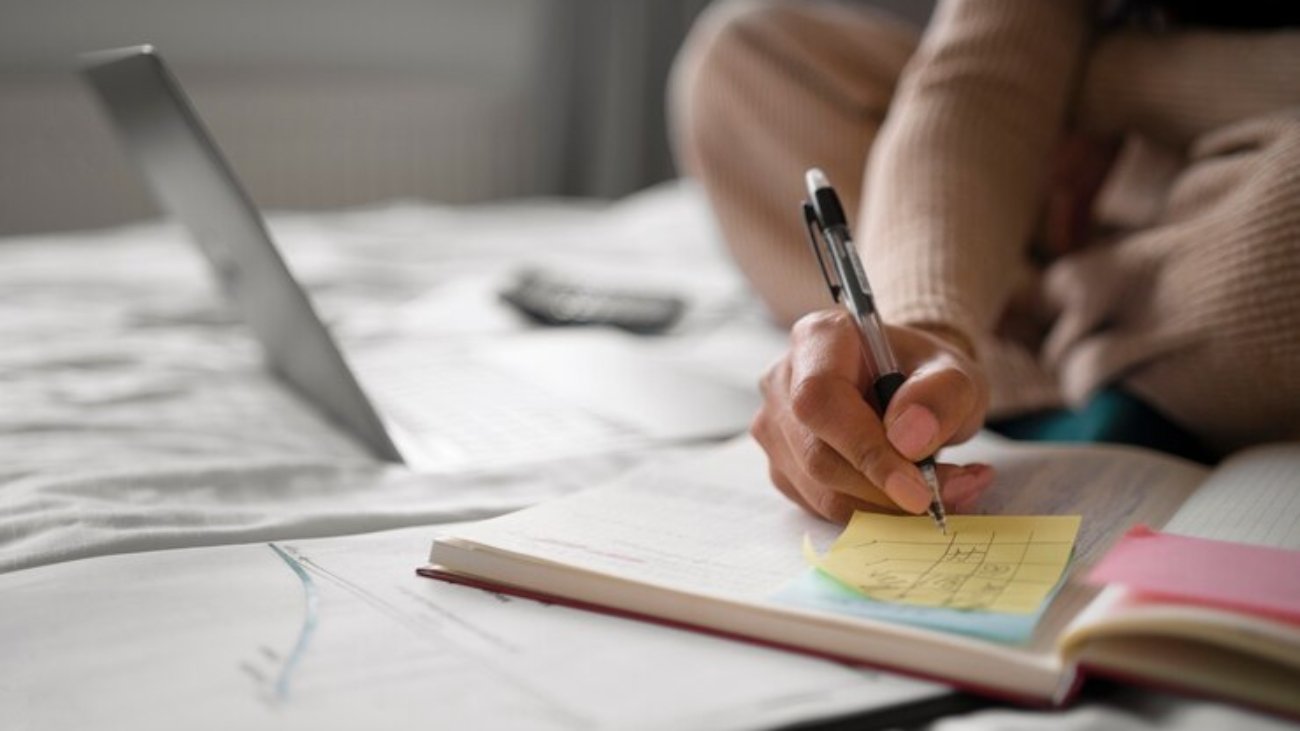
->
987;388;1214;464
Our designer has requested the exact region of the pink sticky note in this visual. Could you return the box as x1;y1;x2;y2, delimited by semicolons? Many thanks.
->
1088;525;1300;625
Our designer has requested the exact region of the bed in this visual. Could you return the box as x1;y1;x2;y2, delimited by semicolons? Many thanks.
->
0;183;1286;730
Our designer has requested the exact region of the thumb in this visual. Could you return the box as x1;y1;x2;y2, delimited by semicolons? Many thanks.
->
881;358;984;461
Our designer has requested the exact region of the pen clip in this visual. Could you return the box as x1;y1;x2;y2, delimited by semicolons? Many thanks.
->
802;201;842;303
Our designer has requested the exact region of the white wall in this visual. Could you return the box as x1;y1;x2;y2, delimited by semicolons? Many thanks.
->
0;0;932;235
0;0;558;233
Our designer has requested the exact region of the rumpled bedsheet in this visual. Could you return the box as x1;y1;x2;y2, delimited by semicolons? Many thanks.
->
0;183;751;574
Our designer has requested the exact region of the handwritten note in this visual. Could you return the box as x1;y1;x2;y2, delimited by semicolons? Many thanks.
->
806;513;1081;614
1088;525;1300;624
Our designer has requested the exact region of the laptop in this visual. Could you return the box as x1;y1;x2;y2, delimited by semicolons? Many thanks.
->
81;45;758;472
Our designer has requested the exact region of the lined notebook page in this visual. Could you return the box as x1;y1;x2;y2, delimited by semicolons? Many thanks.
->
943;433;1207;565
1164;444;1300;550
439;434;1211;659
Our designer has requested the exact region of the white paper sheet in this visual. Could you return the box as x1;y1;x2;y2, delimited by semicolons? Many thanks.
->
0;527;947;731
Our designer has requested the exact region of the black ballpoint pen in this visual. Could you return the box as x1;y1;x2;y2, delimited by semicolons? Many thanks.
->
801;168;948;533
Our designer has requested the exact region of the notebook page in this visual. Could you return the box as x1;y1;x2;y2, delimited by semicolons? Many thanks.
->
440;438;837;599
1058;443;1300;716
939;435;1207;649
1163;443;1300;549
943;433;1208;565
442;434;1208;657
435;438;1083;694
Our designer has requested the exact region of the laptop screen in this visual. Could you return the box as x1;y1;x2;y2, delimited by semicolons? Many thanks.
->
81;46;403;462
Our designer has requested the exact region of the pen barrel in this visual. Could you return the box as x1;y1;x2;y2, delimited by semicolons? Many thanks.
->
812;188;849;230
852;305;899;377
822;227;900;378
872;371;906;414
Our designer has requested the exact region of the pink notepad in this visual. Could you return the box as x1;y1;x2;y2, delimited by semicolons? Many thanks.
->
1088;525;1300;625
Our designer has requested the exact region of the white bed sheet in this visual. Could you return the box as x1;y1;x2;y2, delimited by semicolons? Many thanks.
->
0;182;767;575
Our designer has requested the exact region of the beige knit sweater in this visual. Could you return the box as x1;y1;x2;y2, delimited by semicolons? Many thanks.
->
859;0;1300;453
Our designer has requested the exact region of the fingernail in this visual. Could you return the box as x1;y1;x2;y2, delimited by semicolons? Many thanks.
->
886;405;938;459
884;471;932;514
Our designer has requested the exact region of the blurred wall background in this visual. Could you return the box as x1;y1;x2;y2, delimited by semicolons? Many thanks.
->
0;0;930;235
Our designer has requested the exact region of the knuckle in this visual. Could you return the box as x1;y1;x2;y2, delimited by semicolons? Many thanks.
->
948;367;988;430
758;356;790;398
914;358;967;394
970;366;991;412
905;362;986;436
768;467;815;515
951;366;986;411
789;376;833;424
811;489;849;523
932;369;977;424
794;434;821;466
792;309;851;341
813;495;836;521
848;439;892;481
768;466;793;495
801;440;839;483
944;363;976;394
749;407;776;446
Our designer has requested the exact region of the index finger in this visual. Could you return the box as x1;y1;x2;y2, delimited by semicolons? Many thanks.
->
786;312;932;514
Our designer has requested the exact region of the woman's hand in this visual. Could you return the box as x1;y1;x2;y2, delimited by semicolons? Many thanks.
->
751;309;994;523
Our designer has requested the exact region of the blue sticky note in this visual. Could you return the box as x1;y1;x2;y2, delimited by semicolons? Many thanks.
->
772;567;1064;645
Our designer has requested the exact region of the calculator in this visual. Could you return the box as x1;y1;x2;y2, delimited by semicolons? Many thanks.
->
499;269;685;335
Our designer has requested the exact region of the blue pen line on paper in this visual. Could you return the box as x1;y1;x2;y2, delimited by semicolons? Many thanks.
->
268;542;319;701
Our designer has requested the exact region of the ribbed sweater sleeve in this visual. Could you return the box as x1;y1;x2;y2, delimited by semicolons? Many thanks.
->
858;0;1092;346
1081;29;1300;146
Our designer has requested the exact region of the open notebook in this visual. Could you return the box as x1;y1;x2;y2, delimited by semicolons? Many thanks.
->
421;434;1300;716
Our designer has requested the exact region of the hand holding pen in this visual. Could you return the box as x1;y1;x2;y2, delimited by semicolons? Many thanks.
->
750;168;995;525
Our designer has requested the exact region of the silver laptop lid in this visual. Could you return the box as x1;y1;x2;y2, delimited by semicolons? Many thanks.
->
81;45;403;462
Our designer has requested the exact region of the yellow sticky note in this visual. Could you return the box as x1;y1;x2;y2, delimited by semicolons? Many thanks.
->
806;513;1081;614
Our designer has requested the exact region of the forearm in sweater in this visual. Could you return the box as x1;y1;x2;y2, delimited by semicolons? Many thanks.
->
859;0;1091;347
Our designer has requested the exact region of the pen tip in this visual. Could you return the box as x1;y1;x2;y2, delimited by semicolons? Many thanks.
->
921;465;947;534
